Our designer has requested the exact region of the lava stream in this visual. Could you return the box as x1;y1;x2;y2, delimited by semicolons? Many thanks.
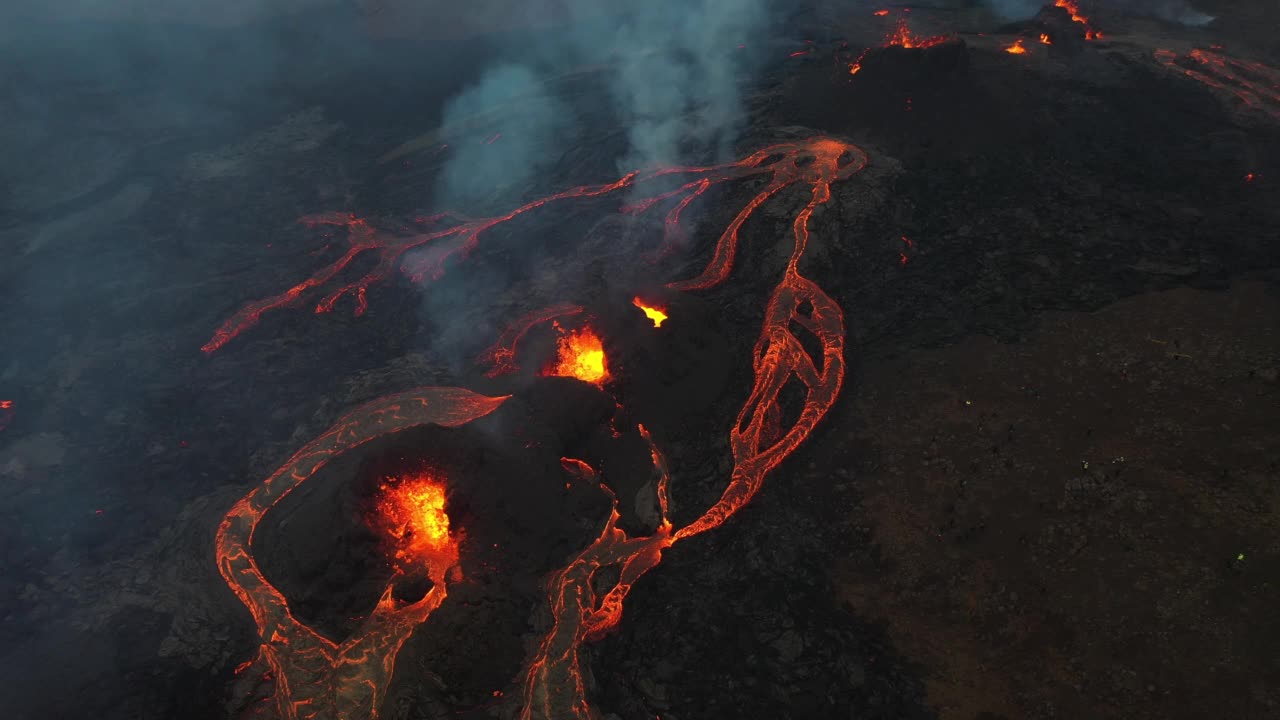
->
205;138;860;354
215;388;508;720
1155;48;1280;122
631;298;668;327
519;137;861;719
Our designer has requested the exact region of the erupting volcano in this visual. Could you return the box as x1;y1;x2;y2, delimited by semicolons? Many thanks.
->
214;134;866;719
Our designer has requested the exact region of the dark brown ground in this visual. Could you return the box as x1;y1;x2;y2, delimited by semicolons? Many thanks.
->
834;280;1280;719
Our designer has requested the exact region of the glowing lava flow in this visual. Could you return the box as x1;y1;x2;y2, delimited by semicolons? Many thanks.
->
884;18;949;50
1005;39;1028;55
1054;0;1102;40
372;472;457;573
631;298;668;327
478;303;584;378
215;387;508;720
1155;48;1280;122
519;138;862;719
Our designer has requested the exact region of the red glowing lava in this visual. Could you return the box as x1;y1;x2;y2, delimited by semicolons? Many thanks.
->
1040;33;1052;45
0;400;12;432
885;18;948;49
1055;0;1102;40
1155;48;1280;122
632;297;668;327
545;325;609;386
1005;39;1028;55
873;9;889;16
215;387;508;720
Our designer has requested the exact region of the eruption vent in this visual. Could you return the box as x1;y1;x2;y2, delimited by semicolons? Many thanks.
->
547;326;610;386
632;298;668;327
374;471;458;573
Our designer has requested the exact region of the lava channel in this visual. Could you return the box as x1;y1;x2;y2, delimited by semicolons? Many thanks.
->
216;387;508;720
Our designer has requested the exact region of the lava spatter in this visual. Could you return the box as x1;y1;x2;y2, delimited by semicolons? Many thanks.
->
631;298;668;327
215;388;508;720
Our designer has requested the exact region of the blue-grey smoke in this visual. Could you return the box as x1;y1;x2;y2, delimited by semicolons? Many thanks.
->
434;0;773;212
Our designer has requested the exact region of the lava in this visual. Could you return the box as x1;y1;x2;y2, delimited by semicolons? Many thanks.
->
1006;39;1028;55
885;18;948;49
478;303;584;378
631;298;668;327
1155;48;1280;122
1040;33;1052;45
0;399;11;432
521;138;862;718
206;139;854;353
1054;0;1102;40
215;387;508;720
372;471;458;573
546;325;609;386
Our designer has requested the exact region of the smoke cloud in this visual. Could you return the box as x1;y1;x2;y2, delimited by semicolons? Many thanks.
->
433;0;773;212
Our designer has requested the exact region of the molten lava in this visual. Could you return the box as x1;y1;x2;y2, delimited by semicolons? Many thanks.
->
1040;33;1052;45
1155;48;1280;122
478;303;584;378
1005;39;1028;55
1055;0;1102;40
373;471;458;573
547;326;609;385
0;399;11;432
215;388;508;720
632;297;668;327
885;19;948;49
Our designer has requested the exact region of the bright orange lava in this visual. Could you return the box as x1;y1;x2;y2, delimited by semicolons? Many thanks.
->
1055;0;1102;40
374;472;457;572
1040;33;1052;45
632;298;668;327
1006;39;1028;55
547;326;609;385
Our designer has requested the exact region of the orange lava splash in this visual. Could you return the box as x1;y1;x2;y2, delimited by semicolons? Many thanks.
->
1155;48;1280;122
546;326;609;386
373;471;457;572
215;387;508;720
1040;33;1052;45
1055;0;1102;40
1005;39;1028;55
631;298;668;327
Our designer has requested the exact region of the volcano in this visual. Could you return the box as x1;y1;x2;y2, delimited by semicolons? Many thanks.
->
2;2;1279;720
